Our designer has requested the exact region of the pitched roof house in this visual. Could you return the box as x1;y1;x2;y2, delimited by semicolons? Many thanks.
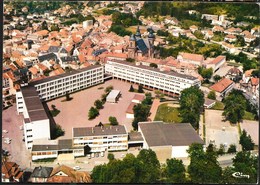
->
2;161;24;182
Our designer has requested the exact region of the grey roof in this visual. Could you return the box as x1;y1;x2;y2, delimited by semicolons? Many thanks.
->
48;46;67;54
58;139;73;150
38;53;58;62
60;56;79;63
32;144;59;151
136;39;148;53
139;121;204;147
204;98;216;106
128;132;144;142
31;166;53;178
130;34;136;41
21;86;48;121
92;49;108;56
30;65;103;86
109;60;197;81
73;125;127;138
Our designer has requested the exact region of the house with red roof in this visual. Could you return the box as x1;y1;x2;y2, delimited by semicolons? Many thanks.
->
177;52;204;66
2;161;24;182
210;77;234;99
205;55;226;72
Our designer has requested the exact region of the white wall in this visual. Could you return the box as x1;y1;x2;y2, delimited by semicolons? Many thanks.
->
126;113;134;119
171;145;189;158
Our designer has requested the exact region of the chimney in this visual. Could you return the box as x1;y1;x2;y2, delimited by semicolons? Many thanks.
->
116;128;118;131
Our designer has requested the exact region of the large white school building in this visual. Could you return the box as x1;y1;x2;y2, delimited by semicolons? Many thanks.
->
105;60;201;95
16;65;104;150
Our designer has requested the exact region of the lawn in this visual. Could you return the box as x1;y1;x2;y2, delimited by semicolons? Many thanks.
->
154;103;182;123
211;101;225;110
243;111;256;121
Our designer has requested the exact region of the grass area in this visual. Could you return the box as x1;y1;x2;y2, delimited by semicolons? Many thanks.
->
32;158;56;163
126;26;147;34
154;103;182;123
243;111;256;120
211;101;225;110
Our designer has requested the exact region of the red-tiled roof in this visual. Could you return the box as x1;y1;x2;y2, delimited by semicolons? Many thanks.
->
210;78;234;93
251;77;259;86
126;102;137;114
179;52;204;62
210;55;226;64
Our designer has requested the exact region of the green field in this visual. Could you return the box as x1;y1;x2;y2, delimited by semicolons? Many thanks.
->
243;111;256;121
154;103;182;123
211;101;225;110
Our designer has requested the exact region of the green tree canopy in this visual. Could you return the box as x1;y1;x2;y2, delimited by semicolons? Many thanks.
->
179;86;204;129
165;158;186;183
239;130;254;151
88;107;99;120
222;90;246;123
207;90;216;100
129;85;135;92
94;99;103;109
132;103;150;130
109;116;119;126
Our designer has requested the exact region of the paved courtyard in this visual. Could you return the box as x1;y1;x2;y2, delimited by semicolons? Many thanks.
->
2;105;31;169
47;79;146;139
240;120;259;145
205;109;240;151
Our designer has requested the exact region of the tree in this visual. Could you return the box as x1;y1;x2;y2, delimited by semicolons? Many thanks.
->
150;63;158;68
101;93;107;103
227;144;237;153
207;90;216;100
136;149;160;183
232;151;258;183
65;93;72;101
109;116;119;126
187;143;222;183
132;103;150;130
126;58;135;62
194;30;204;39
129;85;135;92
239;130;254;151
41;20;48;30
165;158;186;183
50;24;60;32
94;99;103;109
107;153;115;161
137;84;144;93
105;85;113;94
142;93;153;105
213;75;221;82
179;86;204;129
222;90;246;123
198;66;213;81
88;107;99;120
53;124;65;139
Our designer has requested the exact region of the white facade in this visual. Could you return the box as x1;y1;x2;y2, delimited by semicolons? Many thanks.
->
73;126;128;153
105;60;200;95
33;65;104;101
126;113;134;119
171;146;189;158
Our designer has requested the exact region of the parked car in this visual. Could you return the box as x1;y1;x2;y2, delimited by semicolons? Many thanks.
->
91;153;95;158
87;154;91;159
73;166;81;170
95;153;99;158
101;152;104;157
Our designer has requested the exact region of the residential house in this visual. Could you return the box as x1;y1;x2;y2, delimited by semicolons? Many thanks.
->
221;42;236;54
201;14;218;21
226;67;242;81
242;69;255;83
204;98;216;109
47;165;92;183
212;26;224;33
2;161;24;182
224;34;237;43
190;25;198;33
249;77;259;95
29;166;53;182
244;34;256;43
210;77;234;99
224;27;242;35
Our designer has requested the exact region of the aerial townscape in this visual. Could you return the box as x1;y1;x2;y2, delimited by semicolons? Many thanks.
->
2;1;259;184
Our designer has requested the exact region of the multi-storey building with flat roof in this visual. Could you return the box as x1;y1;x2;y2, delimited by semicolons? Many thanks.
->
16;65;105;150
73;125;128;153
30;65;104;101
105;60;201;95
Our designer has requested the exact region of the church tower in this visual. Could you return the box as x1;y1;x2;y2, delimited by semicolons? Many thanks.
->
148;28;155;58
128;34;136;58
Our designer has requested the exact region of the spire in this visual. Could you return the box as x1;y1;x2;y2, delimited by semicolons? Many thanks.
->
148;28;155;38
130;34;136;41
135;25;141;38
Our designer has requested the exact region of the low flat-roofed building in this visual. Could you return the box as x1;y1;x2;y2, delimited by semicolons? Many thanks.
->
138;121;204;162
204;98;216;109
31;139;84;161
106;90;121;103
126;102;137;119
73;125;128;153
132;94;145;104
